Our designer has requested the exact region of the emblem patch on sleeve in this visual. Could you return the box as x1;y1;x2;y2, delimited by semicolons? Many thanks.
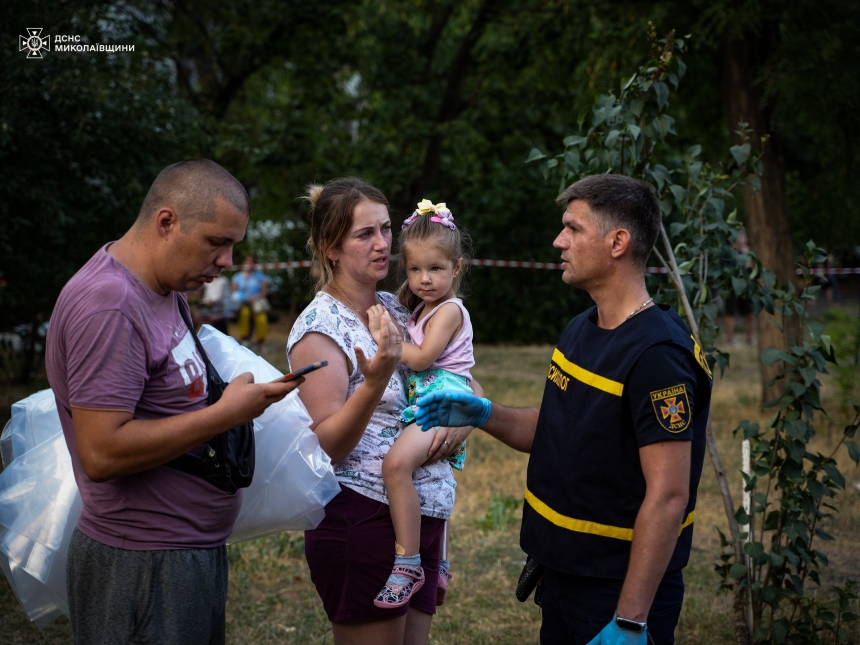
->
650;384;691;433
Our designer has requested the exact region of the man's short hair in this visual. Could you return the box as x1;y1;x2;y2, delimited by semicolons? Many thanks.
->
137;159;250;231
556;175;661;268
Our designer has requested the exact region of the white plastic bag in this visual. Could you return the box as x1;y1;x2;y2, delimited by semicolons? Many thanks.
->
1;389;63;469
197;326;340;542
0;325;338;625
0;396;77;627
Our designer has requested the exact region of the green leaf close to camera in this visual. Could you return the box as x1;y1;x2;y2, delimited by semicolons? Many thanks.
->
525;148;546;163
729;562;748;579
730;143;750;166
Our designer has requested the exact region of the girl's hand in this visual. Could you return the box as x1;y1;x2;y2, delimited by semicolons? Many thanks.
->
355;310;402;391
424;424;474;465
366;304;386;345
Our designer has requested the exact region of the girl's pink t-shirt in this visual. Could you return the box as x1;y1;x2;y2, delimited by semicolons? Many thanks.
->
407;298;474;380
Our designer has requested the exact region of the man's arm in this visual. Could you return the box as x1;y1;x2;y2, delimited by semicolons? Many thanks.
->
72;373;301;482
612;345;698;624
480;403;539;453
614;440;690;621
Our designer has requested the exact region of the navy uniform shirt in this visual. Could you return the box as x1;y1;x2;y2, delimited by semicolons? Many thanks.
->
521;304;712;579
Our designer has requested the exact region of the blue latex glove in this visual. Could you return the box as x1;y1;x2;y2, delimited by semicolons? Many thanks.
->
586;618;647;645
414;390;492;431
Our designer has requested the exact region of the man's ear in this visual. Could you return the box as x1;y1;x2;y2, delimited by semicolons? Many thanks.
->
609;228;632;260
154;207;179;240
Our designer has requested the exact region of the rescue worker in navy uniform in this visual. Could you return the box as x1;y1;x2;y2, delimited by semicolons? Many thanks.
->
415;174;713;645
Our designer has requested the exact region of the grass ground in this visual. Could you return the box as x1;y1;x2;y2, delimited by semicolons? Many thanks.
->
2;313;860;644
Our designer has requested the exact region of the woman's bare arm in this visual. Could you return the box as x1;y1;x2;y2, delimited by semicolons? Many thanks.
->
291;312;402;462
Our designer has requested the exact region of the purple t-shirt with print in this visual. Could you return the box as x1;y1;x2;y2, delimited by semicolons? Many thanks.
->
46;244;241;550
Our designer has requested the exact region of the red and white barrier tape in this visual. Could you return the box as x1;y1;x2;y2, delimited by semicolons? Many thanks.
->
235;260;315;270
468;259;561;269
803;268;860;275
235;260;860;275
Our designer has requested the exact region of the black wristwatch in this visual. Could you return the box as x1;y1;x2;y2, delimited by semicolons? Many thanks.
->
615;614;647;633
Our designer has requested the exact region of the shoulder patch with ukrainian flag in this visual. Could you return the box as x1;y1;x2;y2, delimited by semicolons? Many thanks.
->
650;384;691;433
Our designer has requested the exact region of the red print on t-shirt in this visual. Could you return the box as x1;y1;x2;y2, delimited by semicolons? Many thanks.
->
170;330;208;401
189;376;205;400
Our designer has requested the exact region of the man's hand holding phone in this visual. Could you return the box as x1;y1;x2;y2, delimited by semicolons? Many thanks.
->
219;371;306;429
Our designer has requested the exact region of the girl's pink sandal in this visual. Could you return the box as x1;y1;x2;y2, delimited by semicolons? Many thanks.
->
373;564;425;609
436;564;452;606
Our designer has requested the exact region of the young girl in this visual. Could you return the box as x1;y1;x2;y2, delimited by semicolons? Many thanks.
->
366;199;474;609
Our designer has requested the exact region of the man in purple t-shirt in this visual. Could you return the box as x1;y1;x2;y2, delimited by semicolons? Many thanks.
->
46;159;303;644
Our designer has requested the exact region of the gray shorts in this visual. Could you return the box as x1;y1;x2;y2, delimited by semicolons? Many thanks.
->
67;528;228;645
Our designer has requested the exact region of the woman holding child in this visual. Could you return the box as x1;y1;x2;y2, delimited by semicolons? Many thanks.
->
287;178;477;645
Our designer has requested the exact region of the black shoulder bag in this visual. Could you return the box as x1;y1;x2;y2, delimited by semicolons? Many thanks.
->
165;300;255;495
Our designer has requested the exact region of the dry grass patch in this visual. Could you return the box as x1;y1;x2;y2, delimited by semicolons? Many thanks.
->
3;329;860;644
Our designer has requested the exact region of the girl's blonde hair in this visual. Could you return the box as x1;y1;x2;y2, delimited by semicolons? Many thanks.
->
396;209;472;311
302;178;389;292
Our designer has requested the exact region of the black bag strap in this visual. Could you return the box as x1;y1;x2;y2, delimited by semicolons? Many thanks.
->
176;297;217;381
167;296;253;495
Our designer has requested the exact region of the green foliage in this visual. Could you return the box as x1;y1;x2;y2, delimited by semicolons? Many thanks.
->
4;0;857;353
476;494;520;531
714;245;860;644
695;0;860;258
527;25;772;375
0;0;202;381
822;309;860;414
528;25;860;644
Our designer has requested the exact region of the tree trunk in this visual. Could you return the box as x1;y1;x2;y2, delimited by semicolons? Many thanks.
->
399;0;504;211
721;33;800;404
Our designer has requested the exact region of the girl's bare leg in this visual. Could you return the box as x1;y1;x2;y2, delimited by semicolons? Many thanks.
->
382;423;436;555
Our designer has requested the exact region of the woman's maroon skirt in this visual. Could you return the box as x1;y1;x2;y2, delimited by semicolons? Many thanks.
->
304;485;445;622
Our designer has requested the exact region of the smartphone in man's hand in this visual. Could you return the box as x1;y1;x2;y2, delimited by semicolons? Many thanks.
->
278;360;328;382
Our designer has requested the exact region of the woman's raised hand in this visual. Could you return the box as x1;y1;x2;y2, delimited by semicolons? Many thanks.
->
355;310;402;390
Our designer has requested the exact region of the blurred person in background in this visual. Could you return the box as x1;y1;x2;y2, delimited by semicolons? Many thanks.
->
231;253;269;352
199;274;233;334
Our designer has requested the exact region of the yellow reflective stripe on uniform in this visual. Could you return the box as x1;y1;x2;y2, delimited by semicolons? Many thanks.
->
525;488;695;540
679;510;695;534
525;488;633;540
551;349;624;397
